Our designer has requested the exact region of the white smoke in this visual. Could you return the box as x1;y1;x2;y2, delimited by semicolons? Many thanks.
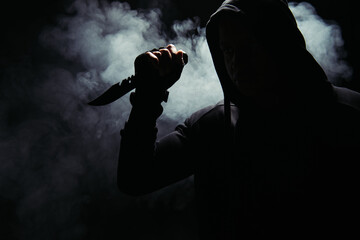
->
289;1;352;84
39;0;222;129
40;1;353;125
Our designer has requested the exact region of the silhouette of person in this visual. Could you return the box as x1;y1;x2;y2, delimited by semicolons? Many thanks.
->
118;0;360;239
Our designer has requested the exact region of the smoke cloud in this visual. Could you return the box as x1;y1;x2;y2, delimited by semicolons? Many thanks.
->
289;1;353;84
0;0;353;239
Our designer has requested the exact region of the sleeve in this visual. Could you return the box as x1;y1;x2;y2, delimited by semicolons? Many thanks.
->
117;101;195;196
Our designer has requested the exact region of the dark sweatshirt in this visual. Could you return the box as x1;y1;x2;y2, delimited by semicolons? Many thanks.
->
118;0;360;238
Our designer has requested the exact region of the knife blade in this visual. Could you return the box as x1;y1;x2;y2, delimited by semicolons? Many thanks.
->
88;75;136;106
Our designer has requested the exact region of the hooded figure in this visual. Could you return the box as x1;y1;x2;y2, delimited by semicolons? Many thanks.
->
118;0;360;239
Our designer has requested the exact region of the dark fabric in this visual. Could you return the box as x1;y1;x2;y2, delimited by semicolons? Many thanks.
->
118;0;360;239
119;97;360;238
205;0;333;109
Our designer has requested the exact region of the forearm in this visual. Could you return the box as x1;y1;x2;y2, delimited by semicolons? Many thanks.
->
118;94;194;196
117;93;164;195
117;45;189;195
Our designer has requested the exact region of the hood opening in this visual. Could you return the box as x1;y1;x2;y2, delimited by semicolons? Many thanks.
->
205;0;333;113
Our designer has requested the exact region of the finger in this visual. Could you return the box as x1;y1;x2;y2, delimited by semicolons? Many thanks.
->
182;51;188;64
152;51;162;58
152;51;163;67
145;51;159;67
159;49;172;70
158;49;174;77
159;48;172;61
166;44;177;56
175;50;186;66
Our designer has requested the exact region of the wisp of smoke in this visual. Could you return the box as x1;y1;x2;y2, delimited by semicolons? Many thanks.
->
0;0;352;239
40;0;222;126
289;1;353;84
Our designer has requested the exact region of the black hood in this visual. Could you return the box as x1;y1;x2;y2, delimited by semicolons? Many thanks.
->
206;0;334;108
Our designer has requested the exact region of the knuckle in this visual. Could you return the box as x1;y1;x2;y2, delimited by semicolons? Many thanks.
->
160;50;172;61
167;44;177;53
145;51;153;58
135;46;185;84
145;52;158;62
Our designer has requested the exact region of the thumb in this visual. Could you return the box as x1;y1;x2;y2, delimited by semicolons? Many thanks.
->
175;50;188;66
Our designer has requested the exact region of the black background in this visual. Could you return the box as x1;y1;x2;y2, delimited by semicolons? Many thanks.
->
1;0;359;90
1;1;359;239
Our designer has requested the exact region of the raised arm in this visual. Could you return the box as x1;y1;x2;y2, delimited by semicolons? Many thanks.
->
117;44;194;196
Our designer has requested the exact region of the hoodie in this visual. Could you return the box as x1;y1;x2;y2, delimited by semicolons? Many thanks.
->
206;0;336;112
118;0;360;239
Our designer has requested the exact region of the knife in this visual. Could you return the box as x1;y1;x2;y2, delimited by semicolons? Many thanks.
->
88;52;188;106
88;75;136;106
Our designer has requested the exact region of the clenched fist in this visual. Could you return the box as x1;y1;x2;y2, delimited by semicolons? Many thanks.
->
134;44;188;90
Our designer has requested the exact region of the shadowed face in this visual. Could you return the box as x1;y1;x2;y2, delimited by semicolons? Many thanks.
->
218;14;279;99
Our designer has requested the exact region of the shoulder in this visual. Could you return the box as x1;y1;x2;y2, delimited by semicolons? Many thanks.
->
333;86;360;112
185;100;226;127
174;100;228;137
176;100;239;136
330;86;360;142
